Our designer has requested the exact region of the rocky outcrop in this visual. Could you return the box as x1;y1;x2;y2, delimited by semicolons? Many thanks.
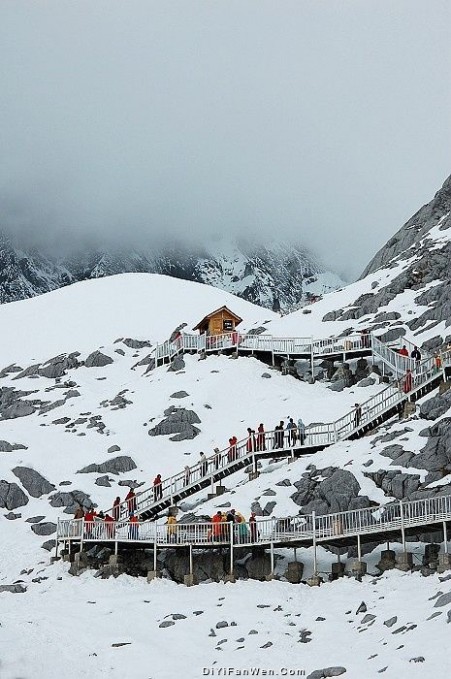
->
49;489;95;514
148;407;201;441
420;391;451;421
291;467;370;514
31;522;57;536
84;351;114;368
0;440;27;452
0;481;29;510
12;467;55;498
77;456;137;475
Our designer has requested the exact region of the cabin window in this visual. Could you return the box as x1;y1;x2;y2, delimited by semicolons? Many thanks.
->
223;319;233;331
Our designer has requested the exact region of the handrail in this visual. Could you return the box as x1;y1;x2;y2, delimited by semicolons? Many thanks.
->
58;493;451;548
103;345;448;521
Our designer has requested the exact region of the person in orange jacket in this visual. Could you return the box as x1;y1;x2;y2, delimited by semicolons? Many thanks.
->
212;511;223;540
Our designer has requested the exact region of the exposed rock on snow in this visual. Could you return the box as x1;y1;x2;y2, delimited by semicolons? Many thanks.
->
49;489;95;513
77;456;137;475
0;439;27;452
31;521;57;536
84;351;114;368
0;480;29;510
12;467;55;497
148;407;201;441
420;391;451;421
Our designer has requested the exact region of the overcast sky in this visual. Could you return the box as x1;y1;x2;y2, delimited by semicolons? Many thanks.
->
1;1;450;280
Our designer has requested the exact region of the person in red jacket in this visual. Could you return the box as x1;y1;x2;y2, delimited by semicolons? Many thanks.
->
125;489;137;514
153;474;163;501
403;369;413;393
104;513;115;539
129;513;139;540
84;508;95;538
399;345;409;357
246;428;256;453
112;496;121;521
257;424;266;451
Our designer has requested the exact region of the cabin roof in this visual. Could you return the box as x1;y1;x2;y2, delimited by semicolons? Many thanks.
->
192;305;243;331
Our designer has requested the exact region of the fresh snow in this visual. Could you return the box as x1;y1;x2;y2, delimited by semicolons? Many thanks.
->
1;272;451;679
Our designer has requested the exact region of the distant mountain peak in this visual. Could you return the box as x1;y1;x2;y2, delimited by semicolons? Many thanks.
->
0;233;344;311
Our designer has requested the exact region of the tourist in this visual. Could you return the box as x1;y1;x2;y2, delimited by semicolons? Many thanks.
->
184;465;191;487
104;513;115;539
297;418;306;445
246;428;256;453
212;511;223;541
213;447;221;470
112;496;121;521
399;345;409;357
257;423;266;451
249;512;258;542
411;346;421;363
166;515;177;541
153;474;163;501
354;403;362;428
125;488;137;514
200;451;208;477
403;369;413;394
286;418;297;446
128;513;139;540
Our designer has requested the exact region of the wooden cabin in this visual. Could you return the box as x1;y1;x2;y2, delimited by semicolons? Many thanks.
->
193;306;243;336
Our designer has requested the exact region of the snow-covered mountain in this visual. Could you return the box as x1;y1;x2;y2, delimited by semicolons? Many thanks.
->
2;175;451;679
0;232;344;312
266;174;451;349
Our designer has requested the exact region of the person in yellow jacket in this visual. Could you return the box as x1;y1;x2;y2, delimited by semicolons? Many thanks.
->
167;515;177;542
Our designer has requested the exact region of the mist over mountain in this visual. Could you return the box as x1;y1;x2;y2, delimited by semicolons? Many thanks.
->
0;230;344;312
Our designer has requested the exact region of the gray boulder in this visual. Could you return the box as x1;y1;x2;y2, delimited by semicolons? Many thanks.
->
12;467;55;498
307;668;346;679
0;481;29;510
168;356;185;372
170;391;189;399
26;516;46;523
0;440;27;452
41;540;56;551
31;522;57;536
107;445;121;454
95;475;112;487
420;391;451;421
122;338;151;349
49;489;95;514
410;418;451;472
0;584;26;594
148;408;201;441
318;469;361;513
357;376;376;387
84;351;113;368
246;552;272;580
39;353;80;379
77;455;137;475
1;400;36;419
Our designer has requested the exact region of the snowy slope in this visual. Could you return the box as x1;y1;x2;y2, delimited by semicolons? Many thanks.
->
0;273;276;364
1;260;451;678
